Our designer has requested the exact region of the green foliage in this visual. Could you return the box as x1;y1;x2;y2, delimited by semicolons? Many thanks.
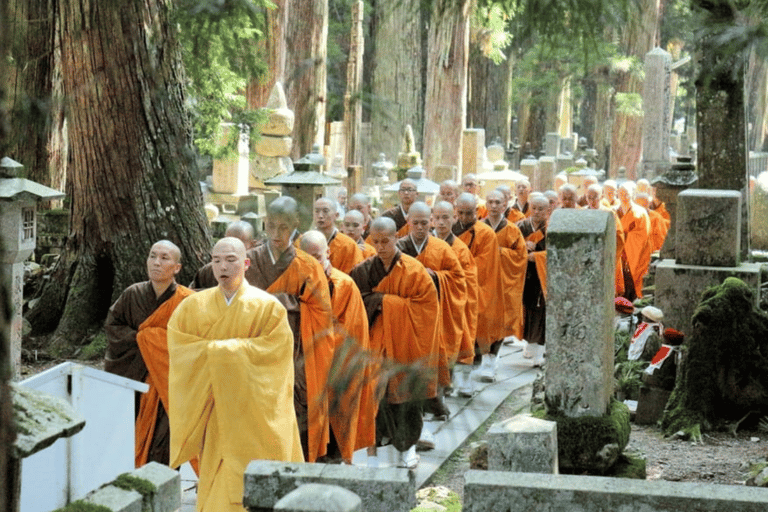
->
614;92;643;117
471;5;512;64
173;0;271;157
112;473;157;497
614;330;631;363
79;331;107;361
614;359;645;400
611;453;647;479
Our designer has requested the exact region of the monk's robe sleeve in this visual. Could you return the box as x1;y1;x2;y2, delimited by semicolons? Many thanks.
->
351;263;385;326
498;226;527;339
104;292;145;383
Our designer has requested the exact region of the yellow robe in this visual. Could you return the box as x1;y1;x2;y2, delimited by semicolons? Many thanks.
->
485;218;527;339
167;285;303;512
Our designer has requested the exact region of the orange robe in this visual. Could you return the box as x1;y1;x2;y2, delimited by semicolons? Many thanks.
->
358;239;377;259
398;235;467;388
477;204;488;219
326;268;375;462
443;233;478;365
598;205;626;296
453;220;505;352
135;285;194;467
617;203;652;299
517;218;547;345
350;252;440;404
484;217;527;339
328;230;363;274
649;198;671;223
506;207;526;224
381;205;411;237
247;245;335;462
647;208;668;253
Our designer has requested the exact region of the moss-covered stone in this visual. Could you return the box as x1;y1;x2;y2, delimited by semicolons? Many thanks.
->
79;331;108;360
661;277;768;438
547;400;631;474
112;473;156;497
53;501;111;512
610;453;647;479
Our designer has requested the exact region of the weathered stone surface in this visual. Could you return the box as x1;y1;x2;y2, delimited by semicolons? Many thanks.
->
635;386;672;425
274;484;361;512
487;414;558;474
642;47;672;177
133;462;181;512
676;189;741;267
462;129;485;177
85;485;142;512
254;135;293;158
267;81;289;109
654;259;761;336
251;155;294;183
746;466;768;487
519;158;537;183
211;155;248;195
262;108;295;137
545;209;615;418
537;157;556;192
545;133;561;157
464;470;768;511
468;441;488;470
432;165;457;183
11;383;85;459
243;460;415;512
486;144;505;163
556;153;574;172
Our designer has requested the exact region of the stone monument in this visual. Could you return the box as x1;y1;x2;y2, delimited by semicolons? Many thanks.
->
641;47;672;179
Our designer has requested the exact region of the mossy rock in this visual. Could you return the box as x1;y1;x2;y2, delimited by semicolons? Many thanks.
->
547;400;631;474
661;277;768;438
610;453;647;479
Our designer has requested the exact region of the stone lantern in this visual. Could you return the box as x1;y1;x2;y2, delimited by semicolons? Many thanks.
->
0;157;65;379
264;149;341;231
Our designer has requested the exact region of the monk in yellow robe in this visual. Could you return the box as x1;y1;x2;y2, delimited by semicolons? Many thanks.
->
311;197;363;273
342;209;376;259
484;190;527;344
299;231;375;464
350;217;440;469
190;221;257;290
105;240;193;468
453;193;505;380
167;238;303;512
517;194;550;366
432;200;478;397
398;202;466;422
246;196;335;463
617;182;652;300
587;183;626;296
379;178;418;238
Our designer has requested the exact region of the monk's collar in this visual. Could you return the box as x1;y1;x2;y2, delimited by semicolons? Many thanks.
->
380;249;401;274
326;227;339;243
267;241;295;265
409;233;428;255
433;230;453;243
486;216;504;231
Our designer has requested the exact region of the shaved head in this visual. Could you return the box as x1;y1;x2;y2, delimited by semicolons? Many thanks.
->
456;192;477;208
431;200;455;239
529;193;549;208
300;230;330;268
151;240;181;263
344;209;364;224
225;221;255;247
213;237;246;258
268;196;300;220
495;184;512;201
212;237;249;297
147;240;182;291
371;216;397;236
433;200;454;214
407;201;431;218
348;193;371;222
559;184;578;209
342;209;366;241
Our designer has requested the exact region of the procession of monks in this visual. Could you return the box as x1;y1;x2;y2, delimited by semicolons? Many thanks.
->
103;173;667;511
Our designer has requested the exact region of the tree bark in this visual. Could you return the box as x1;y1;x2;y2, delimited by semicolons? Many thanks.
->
245;0;287;109
746;45;768;152
25;0;211;353
283;0;328;158
422;0;470;174
370;0;426;166
467;43;512;146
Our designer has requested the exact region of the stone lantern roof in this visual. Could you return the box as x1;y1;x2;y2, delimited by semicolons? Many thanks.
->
0;157;65;201
383;165;439;194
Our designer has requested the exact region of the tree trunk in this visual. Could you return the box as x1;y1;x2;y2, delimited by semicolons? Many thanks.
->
370;0;426;166
283;0;328;158
746;46;768;152
609;0;661;179
25;0;211;354
422;0;470;173
467;44;512;145
694;1;748;258
343;0;364;167
245;0;287;110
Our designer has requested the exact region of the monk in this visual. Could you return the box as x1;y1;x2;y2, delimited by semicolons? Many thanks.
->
348;192;373;240
648;185;671;224
462;173;487;217
105;240;194;468
635;192;668;253
300;231;375;464
587;183;626;296
483;190;527;363
544;190;559;211
438;179;460;205
517;194;550;366
432;200;478;397
497;184;526;223
512;179;532;217
577;176;598;207
246;196;335;462
168;238;303;512
342;209;376;259
381;178;418;237
601;179;619;209
397;202;466;429
453;193;505;380
312;197;363;273
616;181;652;300
189;220;257;289
350;217;440;469
559;184;579;209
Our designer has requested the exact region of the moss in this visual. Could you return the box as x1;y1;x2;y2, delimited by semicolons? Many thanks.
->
79;331;108;360
610;453;647;479
547;400;631;474
412;487;461;512
112;473;156;497
52;501;111;512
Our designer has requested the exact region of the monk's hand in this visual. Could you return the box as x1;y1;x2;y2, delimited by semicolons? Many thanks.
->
526;241;536;251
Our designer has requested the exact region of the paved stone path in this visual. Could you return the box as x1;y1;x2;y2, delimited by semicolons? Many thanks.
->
179;338;540;510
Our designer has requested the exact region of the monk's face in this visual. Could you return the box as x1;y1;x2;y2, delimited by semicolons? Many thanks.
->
618;187;631;207
456;202;476;226
370;229;398;266
398;182;418;208
212;242;249;294
500;189;512;204
303;241;329;268
313;199;336;232
266;214;297;254
146;242;181;284
342;213;365;241
516;182;530;203
560;190;577;209
485;193;505;218
439;184;457;204
530;200;549;225
586;188;601;209
462;178;477;195
408;210;431;246
603;185;616;202
431;205;454;239
348;198;371;222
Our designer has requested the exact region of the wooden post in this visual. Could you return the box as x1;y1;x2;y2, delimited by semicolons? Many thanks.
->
347;166;363;196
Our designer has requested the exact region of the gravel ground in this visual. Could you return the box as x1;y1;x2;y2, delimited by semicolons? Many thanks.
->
424;384;768;502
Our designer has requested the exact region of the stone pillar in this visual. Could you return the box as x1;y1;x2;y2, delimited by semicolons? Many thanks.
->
556;153;574;173
212;124;251;195
432;165;457;184
487;414;558;474
251;82;295;184
274;484;362;512
654;157;697;259
642;48;672;180
462;129;485;178
347;166;363;196
519;157;538;186
546;209;615;417
545;133;561;157
537;157;556;191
